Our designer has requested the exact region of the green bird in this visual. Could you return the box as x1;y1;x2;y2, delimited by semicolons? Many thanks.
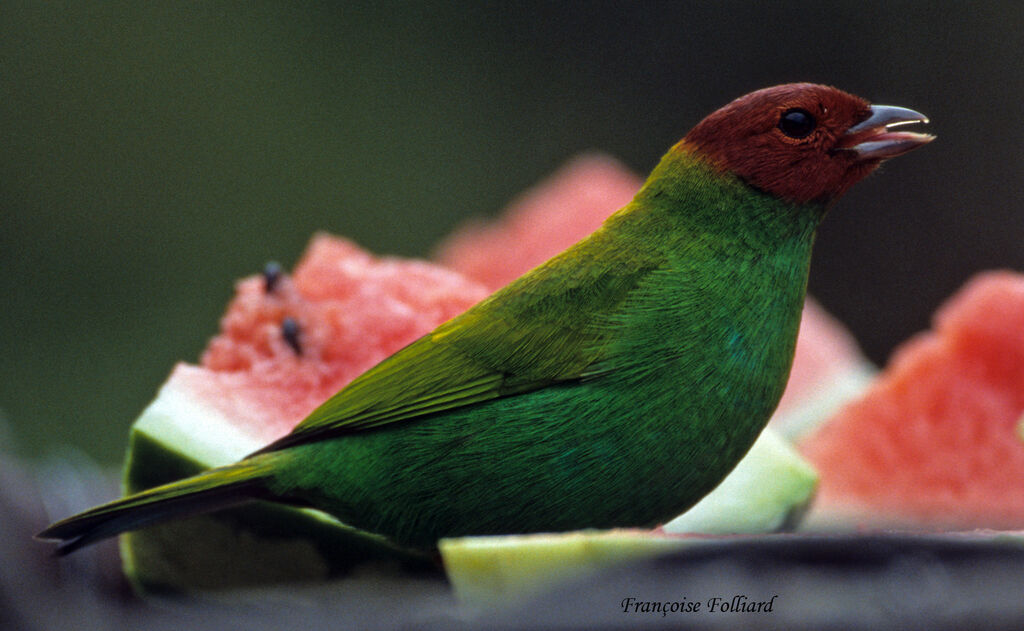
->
39;83;932;554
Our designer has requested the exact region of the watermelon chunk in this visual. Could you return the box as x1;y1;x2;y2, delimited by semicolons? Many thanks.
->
800;271;1024;530
122;234;489;590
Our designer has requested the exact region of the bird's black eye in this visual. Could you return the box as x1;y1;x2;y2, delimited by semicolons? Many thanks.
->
779;108;816;139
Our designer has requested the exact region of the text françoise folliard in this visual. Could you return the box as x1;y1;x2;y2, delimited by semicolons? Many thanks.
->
621;594;778;616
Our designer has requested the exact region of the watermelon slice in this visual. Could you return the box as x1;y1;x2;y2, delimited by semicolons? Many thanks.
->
800;271;1024;530
121;234;489;590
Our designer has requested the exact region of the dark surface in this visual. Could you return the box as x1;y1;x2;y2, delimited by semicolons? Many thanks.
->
2;2;1023;464
463;536;1024;631
1;450;456;631
7;448;1024;631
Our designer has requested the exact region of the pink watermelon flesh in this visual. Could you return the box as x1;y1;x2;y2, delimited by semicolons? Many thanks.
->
436;153;871;435
189;234;489;445
801;271;1024;529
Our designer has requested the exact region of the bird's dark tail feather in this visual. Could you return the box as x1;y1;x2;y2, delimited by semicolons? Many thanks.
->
36;459;273;555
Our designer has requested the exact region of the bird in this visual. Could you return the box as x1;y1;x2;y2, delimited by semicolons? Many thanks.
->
39;83;933;555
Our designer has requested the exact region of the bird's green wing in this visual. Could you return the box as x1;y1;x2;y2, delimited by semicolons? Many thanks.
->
252;232;657;455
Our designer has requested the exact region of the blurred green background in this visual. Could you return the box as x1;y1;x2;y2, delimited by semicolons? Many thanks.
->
2;2;1022;464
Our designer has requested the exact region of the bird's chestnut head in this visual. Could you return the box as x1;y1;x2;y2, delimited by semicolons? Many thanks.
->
679;83;934;205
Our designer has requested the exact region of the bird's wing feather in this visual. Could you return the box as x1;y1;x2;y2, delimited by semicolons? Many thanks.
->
251;231;657;455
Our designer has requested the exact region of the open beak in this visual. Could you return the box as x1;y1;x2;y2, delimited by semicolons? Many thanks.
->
841;105;935;160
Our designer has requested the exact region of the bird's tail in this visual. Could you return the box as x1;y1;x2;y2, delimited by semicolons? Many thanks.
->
36;457;275;555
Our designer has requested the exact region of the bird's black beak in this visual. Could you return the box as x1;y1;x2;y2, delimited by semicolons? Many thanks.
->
841;105;934;160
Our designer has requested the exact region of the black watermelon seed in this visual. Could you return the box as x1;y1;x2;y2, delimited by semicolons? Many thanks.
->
281;317;302;356
263;261;284;293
